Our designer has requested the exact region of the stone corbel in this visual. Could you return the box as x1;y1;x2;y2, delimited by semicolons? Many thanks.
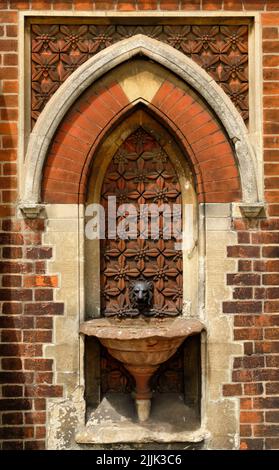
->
239;202;265;219
19;203;45;219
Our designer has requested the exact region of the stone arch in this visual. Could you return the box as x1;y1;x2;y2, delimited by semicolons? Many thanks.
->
21;34;259;206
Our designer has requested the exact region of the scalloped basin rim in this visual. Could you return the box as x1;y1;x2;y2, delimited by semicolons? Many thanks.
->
79;317;205;340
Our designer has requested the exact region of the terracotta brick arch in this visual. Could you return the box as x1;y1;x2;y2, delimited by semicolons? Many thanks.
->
42;74;241;204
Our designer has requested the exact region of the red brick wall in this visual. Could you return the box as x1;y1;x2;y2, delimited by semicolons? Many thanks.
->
1;0;279;451
42;78;240;204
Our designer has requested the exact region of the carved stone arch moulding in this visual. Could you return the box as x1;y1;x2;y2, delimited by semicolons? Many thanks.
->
21;34;259;211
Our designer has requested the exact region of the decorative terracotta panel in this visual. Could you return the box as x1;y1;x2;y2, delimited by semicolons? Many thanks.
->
31;23;248;126
99;127;184;394
100;127;182;317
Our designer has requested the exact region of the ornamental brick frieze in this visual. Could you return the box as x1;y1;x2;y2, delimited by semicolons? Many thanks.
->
31;23;248;127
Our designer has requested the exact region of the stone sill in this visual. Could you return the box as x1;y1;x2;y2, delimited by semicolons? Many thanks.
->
75;423;208;445
75;393;209;445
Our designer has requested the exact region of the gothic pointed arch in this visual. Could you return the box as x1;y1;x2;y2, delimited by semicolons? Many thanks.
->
21;34;259;207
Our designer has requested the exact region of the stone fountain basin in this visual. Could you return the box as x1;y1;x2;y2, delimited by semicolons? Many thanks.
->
80;317;204;366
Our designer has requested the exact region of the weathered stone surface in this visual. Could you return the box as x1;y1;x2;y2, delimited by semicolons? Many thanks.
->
75;394;208;445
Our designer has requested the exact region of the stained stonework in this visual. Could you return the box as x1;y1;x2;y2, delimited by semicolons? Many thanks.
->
31;22;249;126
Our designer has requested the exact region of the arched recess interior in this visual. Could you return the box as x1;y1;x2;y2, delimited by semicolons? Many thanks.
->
21;35;259;207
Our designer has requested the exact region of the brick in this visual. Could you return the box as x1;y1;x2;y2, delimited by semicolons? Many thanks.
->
243;383;264;396
222;383;242;396
240;411;263;424
266;383;279;395
265;301;279;312
223;301;262;314
263;274;279;285
255;288;266;300
0;261;33;274
24;440;46;450
138;0;157;9
23;330;52;343
232;370;253;382
36;426;46;439
269;205;279;216
0;344;42;357
254;425;279;437
0;426;34;440
24;385;63;398
240;398;252;410
254;260;279;271
253;369;279;381
265;327;279;339
265;287;279;298
0;371;34;384
202;0;222;9
34;398;46;410
238;260;252;271
240;424;252;437
2;275;22;287
263;246;279;257
25;412;46;425
244;342;254;355
234;328;263;340
0;288;32;301
0;399;32;411
0;233;23;245
252;232;279;244
2;302;22;314
35;317;53;329
26;247;52;259
35;289;53;301
0;12;17;23
2;412;23;425
0;206;15;217
2;358;22;370
255;341;279;353
0;150;17;162
181;0;200;9
234;315;255;327
266;411;279;422
227;246;260;258
24;303;64;316
266;356;279;367
227;273;260;285
2;441;24;450
1;329;22;342
238;232;250;243
35;372;53;384
263;27;278;39
24;359;53;371
2;385;23;397
233;287;253;299
266;438;279;450
234;356;265;369
240;439;264;450
35;262;46;275
24;275;58;288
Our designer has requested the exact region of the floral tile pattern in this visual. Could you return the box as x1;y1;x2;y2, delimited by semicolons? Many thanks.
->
31;23;249;126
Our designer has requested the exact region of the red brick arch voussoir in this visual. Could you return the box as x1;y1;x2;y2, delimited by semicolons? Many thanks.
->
42;77;241;204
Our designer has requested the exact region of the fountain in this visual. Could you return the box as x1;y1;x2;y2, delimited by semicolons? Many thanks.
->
80;280;204;422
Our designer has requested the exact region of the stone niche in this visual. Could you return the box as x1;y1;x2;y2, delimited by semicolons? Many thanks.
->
78;104;206;446
30;46;252;449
